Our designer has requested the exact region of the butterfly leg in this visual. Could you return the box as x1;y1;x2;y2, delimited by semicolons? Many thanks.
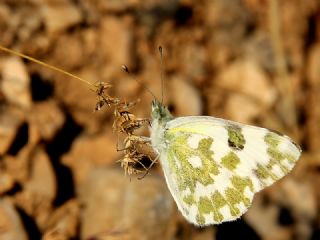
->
138;154;160;180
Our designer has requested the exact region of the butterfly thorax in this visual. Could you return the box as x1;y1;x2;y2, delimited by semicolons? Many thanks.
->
150;100;173;153
151;100;173;122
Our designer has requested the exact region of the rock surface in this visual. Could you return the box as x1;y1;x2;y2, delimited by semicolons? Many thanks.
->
0;0;318;239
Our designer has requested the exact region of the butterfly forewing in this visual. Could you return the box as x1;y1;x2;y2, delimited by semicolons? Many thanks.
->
159;116;301;226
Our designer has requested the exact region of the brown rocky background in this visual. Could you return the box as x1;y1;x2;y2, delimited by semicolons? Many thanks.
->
0;0;319;239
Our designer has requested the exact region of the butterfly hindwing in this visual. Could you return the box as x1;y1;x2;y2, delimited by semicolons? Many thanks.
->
158;116;301;226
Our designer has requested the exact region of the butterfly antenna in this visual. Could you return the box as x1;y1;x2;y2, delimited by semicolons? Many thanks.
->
0;45;94;87
159;46;165;104
121;64;158;101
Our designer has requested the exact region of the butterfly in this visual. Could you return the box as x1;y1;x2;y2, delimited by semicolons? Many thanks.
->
150;99;301;226
0;45;301;227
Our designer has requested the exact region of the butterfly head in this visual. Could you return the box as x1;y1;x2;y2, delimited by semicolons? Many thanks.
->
151;99;173;123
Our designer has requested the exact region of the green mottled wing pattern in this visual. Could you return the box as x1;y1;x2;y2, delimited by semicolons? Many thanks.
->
158;116;301;226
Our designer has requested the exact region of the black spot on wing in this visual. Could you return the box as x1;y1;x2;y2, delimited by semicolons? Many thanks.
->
228;139;245;150
226;125;246;151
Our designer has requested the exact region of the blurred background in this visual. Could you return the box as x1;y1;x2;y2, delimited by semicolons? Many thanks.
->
0;0;319;239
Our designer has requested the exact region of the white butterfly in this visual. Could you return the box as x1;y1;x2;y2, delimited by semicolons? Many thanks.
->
150;99;301;226
0;45;301;227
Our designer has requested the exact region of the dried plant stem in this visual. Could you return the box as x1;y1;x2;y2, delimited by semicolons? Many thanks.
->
0;45;93;87
0;45;155;176
269;0;298;136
